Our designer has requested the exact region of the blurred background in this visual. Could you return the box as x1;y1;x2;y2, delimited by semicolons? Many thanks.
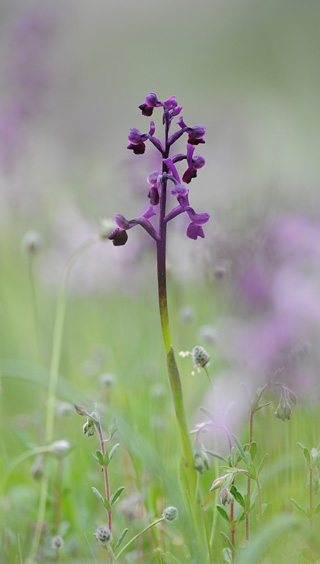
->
1;0;320;386
1;1;320;561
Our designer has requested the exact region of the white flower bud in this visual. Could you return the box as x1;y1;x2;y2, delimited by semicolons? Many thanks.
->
162;506;179;522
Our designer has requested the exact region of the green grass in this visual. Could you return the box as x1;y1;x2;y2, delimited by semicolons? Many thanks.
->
0;233;320;564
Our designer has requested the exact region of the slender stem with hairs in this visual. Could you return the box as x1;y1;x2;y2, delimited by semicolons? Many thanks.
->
115;518;164;561
97;421;112;532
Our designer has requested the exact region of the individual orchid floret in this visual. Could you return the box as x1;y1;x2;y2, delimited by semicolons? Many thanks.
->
139;92;162;116
182;144;206;184
147;170;161;205
108;206;158;246
188;125;206;145
163;95;183;117
127;127;148;154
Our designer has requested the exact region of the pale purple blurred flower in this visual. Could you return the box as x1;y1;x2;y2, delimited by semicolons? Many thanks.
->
218;213;320;396
0;5;56;171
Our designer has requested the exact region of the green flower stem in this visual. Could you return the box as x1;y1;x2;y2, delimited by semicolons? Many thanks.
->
28;255;42;364
166;347;194;473
29;235;98;562
97;421;112;532
115;517;164;561
309;466;313;527
204;367;214;393
155;119;206;559
256;475;263;523
201;504;213;564
5;445;50;485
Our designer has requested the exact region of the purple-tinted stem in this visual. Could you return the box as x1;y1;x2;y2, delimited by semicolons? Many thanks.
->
156;116;171;351
97;422;112;533
156;113;194;472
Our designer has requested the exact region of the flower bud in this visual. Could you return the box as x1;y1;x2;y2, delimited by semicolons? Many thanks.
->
56;402;73;418
31;455;44;481
162;506;179;522
100;373;116;388
148;186;159;206
192;346;211;369
94;525;112;546
194;454;206;474
51;535;64;550
220;487;233;506
22;230;43;256
50;440;72;457
179;305;196;324
83;417;96;437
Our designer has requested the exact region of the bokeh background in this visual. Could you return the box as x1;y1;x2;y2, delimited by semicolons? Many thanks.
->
1;1;320;562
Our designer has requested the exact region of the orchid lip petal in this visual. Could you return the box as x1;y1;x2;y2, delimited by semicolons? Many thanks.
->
187;223;205;240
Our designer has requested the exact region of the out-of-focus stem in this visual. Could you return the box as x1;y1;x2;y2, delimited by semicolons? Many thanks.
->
230;497;235;564
28;255;42;364
29;235;98;562
115;518;164;561
309;466;313;527
97;421;112;532
204;366;214;393
256;476;263;522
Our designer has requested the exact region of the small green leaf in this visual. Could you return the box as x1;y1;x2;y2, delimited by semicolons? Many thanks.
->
96;450;104;466
291;498;307;516
250;442;257;461
314;502;320;514
206;450;228;463
222;547;233;564
287;388;297;404
231;434;246;459
107;442;120;465
110;486;125;506
238;511;245;523
91;487;104;503
103;498;111;511
200;406;214;419
220;532;236;554
303;448;311;464
297;442;307;451
230;485;245;508
246;464;256;480
113;528;128;552
255;401;272;412
257;453;268;475
216;504;230;523
108;418;118;438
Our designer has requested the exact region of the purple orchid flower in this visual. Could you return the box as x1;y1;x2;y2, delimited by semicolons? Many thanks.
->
109;93;209;246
